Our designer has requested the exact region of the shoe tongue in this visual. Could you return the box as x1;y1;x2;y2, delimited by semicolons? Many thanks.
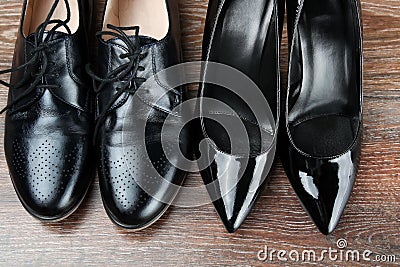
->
26;31;68;43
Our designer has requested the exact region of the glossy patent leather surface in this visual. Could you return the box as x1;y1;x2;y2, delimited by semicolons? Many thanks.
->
280;0;363;235
95;0;189;229
197;0;282;233
3;0;94;221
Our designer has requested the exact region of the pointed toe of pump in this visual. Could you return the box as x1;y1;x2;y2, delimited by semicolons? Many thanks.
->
280;133;361;235
217;201;256;233
298;173;355;236
199;141;276;233
221;218;242;234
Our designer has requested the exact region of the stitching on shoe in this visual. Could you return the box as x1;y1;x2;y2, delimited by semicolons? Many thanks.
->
290;113;359;128
207;111;274;135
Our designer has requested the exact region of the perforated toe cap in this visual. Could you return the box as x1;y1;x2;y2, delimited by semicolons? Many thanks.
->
6;135;92;220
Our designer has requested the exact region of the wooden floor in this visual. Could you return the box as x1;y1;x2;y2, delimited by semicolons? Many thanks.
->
0;0;399;266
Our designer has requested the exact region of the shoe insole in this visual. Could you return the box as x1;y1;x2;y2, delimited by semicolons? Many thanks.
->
103;0;169;40
23;0;79;37
288;0;360;157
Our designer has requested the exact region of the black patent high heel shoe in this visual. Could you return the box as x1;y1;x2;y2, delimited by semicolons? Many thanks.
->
280;0;363;235
196;0;283;233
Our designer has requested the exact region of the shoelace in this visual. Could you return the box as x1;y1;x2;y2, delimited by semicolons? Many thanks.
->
86;24;146;143
0;0;72;114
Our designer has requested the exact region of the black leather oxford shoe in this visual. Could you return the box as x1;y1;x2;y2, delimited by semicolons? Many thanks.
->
280;0;363;235
1;0;94;221
196;0;283;233
88;0;189;230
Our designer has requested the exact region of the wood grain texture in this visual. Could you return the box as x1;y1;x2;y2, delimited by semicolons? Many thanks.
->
0;0;399;266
